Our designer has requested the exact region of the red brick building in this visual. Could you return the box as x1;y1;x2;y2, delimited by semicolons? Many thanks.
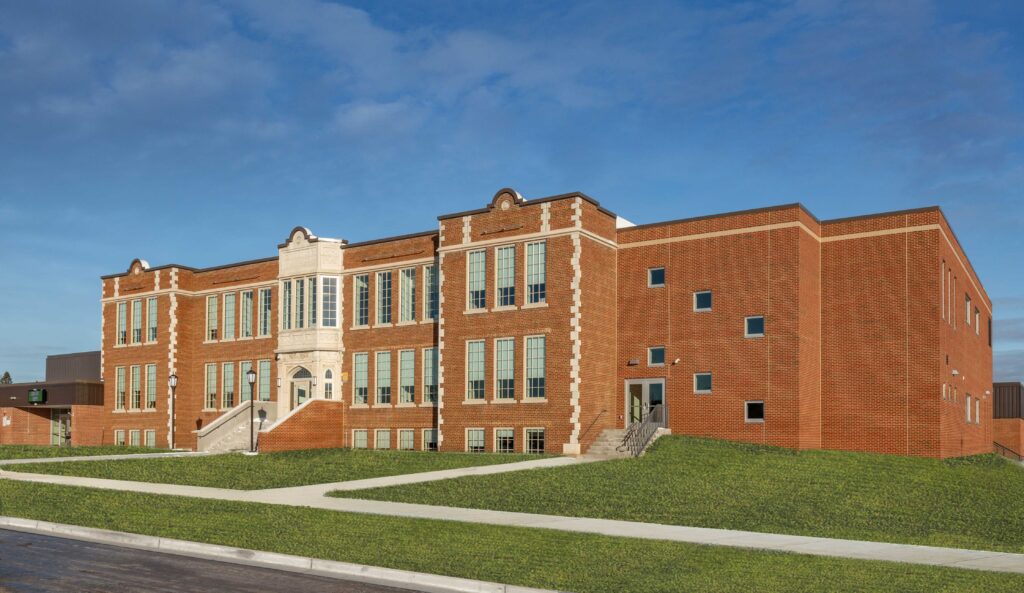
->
87;189;993;458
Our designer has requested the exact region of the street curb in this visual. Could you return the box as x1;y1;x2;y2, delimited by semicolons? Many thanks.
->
0;516;564;593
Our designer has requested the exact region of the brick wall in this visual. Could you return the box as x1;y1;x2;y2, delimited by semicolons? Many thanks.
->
259;400;345;452
0;407;52;445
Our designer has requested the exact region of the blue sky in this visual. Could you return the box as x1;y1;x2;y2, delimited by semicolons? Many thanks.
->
0;0;1022;381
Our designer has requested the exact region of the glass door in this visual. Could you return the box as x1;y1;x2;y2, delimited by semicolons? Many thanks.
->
624;379;667;426
291;381;310;409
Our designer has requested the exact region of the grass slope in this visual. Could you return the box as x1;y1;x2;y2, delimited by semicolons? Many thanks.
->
7;448;537;489
0;445;160;460
344;436;1024;553
0;481;1020;593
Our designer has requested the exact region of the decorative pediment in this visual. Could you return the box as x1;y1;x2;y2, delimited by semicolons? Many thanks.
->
279;226;317;249
127;258;151;275
489;188;525;212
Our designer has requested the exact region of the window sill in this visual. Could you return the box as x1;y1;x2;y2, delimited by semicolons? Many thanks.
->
372;323;394;329
490;305;519;312
201;408;218;413
142;409;158;413
462;399;487;405
126;409;141;414
350;404;369;409
648;363;665;368
648;284;666;289
745;334;765;339
395;321;418;327
492;398;516;404
693;308;712;313
350;325;370;331
112;409;126;414
418;402;438;407
371;404;394;408
695;391;712;396
202;340;218;345
523;398;548;404
745;419;765;424
521;302;548;309
395;402;416;408
144;341;159;346
463;309;489;316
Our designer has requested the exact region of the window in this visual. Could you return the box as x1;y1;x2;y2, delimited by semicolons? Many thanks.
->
115;366;125;410
941;261;946;320
467;428;485;453
223;293;236;340
309;275;317;327
496;428;515;453
745;316;766;338
240;291;253;338
399;429;415;451
114;430;126;446
496;338;515;399
989;316;993;347
400;268;416;322
694;291;712;312
376;351;392;404
526;336;546;399
423;347;438;403
282;280;292;330
377;271;392;324
648;267;665;287
526;428;545;454
241;361;253;402
399;350;415;404
966;394;972;423
975;398;981;425
129;430;141;447
694;372;712;394
353;353;369;404
206;295;219;340
324;369;334;400
422;429;438;451
467;250;486;310
466;340;485;400
353;429;368;449
424;264;439;320
496;245;515;307
975;308;980;336
953;277;957;329
375;429;391;450
258;360;271;401
130;365;141;409
131;299;142;343
322;277;338;328
222;362;235;408
648;346;665;366
965;294;971;326
354;274;369;326
116;302;127;345
205;364;217;409
258;288;272;336
526;242;546;304
145;364;157;409
144;430;156;448
147;297;158;342
745;401;765;423
296;279;305;329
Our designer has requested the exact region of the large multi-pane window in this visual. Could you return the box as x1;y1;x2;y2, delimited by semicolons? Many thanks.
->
258;288;272;336
496;428;515;453
526;428;545;454
240;361;253;402
324;369;334;399
354;274;369;326
467;251;486;309
146;297;158;342
353;429;368;449
131;300;142;343
424;264;439;320
223;293;236;340
145;364;157;409
526;242;547;304
526;336;546;399
376;351;392;404
114;430;125;446
116;302;127;345
206;295;218;340
321;277;338;327
129;430;141;447
376;272;392;324
466;340;485;400
282;280;293;330
130;365;141;409
205;364;217;409
296;279;305;329
422;347;438;403
400;268;416;322
375;429;391;450
467;428;485;453
496;246;515;307
495;338;515;399
422;428;438;451
309;276;317;327
399;429;414;451
240;291;253;338
144;430;156;448
115;367;125;410
353;353;369;404
222;362;235;408
258;360;271;401
399;350;415;404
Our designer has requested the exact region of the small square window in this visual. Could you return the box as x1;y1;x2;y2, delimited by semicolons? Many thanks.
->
745;316;765;338
694;291;712;312
694;373;712;394
648;347;666;366
648;267;665;288
745;401;765;423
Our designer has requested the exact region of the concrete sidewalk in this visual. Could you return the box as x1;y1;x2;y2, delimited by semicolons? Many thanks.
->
3;469;1023;574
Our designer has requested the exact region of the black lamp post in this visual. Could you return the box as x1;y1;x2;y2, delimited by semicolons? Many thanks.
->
246;368;258;453
168;374;178;450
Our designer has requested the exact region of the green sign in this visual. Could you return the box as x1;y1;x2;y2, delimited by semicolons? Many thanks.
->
27;388;46;404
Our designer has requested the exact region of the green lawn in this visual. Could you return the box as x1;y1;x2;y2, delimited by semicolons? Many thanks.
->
342;436;1024;553
0;445;161;460
6;448;537;489
0;481;1019;592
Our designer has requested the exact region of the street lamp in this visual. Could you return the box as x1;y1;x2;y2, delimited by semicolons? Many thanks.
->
168;374;178;450
246;368;258;454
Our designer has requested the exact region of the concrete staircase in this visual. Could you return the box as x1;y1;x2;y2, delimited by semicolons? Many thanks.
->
585;427;671;459
194;401;277;453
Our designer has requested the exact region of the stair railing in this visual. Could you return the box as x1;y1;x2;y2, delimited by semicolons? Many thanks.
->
994;441;1023;462
617;404;664;457
579;409;608;444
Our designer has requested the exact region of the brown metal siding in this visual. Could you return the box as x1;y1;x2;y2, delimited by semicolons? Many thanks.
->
45;351;101;382
994;382;1023;419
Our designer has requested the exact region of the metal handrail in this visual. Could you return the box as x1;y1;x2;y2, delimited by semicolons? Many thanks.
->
617;404;664;457
579;409;608;444
994;441;1023;462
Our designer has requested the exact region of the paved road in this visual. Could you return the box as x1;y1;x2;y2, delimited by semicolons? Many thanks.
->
0;529;408;593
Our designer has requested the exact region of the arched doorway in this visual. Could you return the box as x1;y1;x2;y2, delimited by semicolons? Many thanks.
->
290;367;313;410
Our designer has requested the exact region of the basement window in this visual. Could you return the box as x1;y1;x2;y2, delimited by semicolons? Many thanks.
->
745;401;765;423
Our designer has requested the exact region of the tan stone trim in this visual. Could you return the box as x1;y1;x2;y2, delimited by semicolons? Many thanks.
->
100;280;276;303
439;226;616;254
567;231;583;449
339;256;436;277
